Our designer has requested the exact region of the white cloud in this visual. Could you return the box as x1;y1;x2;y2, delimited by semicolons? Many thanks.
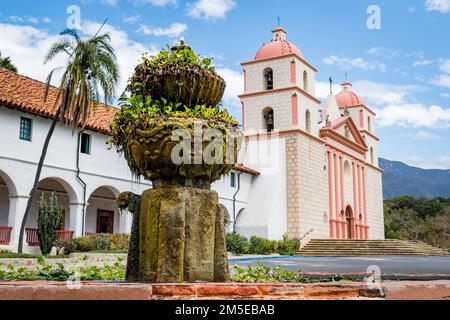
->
187;0;236;20
425;0;450;13
405;130;442;141
407;155;450;169
413;59;435;67
374;103;450;128
130;0;177;6
322;55;386;72
367;47;401;59
102;0;118;6
216;68;243;110
432;74;450;88
439;59;450;73
441;92;450;98
0;21;156;99
137;22;187;38
122;15;141;24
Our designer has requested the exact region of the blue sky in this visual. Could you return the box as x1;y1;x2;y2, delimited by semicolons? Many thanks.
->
0;0;449;169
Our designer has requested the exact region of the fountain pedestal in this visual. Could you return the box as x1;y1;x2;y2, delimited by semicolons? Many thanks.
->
137;185;229;283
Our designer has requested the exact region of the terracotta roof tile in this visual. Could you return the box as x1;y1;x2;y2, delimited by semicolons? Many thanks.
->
233;164;260;176
0;67;118;134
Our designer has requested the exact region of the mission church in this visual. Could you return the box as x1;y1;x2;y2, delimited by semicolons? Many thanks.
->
235;27;384;243
0;27;384;253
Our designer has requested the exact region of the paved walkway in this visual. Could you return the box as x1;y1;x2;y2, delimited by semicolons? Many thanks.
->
229;256;450;274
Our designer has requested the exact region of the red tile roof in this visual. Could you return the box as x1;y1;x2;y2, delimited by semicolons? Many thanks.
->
233;164;260;176
0;67;118;134
0;68;260;176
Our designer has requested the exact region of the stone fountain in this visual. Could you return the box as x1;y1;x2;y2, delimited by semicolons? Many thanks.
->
111;42;240;283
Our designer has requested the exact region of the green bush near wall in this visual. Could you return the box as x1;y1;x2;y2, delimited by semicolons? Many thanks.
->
59;234;130;254
226;233;300;256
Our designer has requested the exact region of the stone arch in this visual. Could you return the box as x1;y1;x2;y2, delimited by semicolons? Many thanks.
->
26;177;77;231
86;186;121;235
262;107;274;132
0;170;17;229
303;70;308;91
305;109;311;133
263;67;274;90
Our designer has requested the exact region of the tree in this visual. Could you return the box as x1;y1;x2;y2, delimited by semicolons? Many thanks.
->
17;28;119;253
0;52;18;72
38;192;63;255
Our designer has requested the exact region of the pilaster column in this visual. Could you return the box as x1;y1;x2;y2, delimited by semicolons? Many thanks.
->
7;195;29;250
69;203;85;238
333;152;340;239
327;149;335;238
339;153;346;239
362;166;369;239
352;161;359;240
118;210;132;234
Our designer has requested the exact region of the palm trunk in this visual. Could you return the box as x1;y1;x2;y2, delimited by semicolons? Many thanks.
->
17;109;61;253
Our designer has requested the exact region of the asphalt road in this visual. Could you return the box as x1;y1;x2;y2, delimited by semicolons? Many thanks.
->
228;256;450;274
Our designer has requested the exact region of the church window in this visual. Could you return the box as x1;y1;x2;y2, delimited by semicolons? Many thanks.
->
263;107;274;132
305;109;311;133
367;116;372;132
80;133;91;155
264;68;274;90
230;172;237;188
19;117;32;141
303;70;308;92
370;147;374;165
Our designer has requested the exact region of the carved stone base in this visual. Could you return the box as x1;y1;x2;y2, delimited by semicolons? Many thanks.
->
135;186;229;283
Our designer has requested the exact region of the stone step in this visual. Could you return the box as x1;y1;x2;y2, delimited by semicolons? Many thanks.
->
297;239;449;256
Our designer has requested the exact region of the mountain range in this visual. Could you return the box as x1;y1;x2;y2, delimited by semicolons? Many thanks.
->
379;158;450;199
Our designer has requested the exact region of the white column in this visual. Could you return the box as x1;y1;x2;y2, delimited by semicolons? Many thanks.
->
69;203;85;237
7;195;30;251
118;210;132;234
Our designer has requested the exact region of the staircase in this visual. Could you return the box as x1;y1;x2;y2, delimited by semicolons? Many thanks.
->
297;239;450;256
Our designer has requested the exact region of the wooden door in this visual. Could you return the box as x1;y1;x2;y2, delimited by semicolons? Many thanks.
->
96;210;114;234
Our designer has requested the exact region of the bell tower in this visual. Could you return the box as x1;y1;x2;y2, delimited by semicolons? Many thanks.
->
239;27;321;135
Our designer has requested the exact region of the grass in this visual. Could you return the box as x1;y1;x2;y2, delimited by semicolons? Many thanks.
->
0;253;70;259
88;249;128;254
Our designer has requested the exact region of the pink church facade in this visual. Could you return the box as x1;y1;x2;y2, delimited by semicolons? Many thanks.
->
236;27;384;244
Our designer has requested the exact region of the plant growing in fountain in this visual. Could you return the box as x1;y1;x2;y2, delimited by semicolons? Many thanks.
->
110;42;241;283
37;193;63;256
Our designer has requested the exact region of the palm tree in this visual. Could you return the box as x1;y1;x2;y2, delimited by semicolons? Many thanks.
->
0;52;18;72
17;28;119;253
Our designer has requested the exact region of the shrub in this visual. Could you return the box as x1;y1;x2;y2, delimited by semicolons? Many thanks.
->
71;236;93;252
249;236;275;255
226;232;249;254
91;234;110;251
0;249;11;254
108;234;130;250
37;192;63;255
276;238;300;256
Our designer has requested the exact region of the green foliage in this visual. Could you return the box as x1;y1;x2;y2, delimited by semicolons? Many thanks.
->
108;234;130;250
0;257;126;282
44;28;119;130
226;233;300;256
0;52;18;73
57;234;131;254
141;42;214;72
226;232;250;254
37;193;63;256
384;196;450;250
230;263;301;283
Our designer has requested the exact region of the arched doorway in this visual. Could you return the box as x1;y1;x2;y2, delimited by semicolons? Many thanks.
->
25;177;77;246
86;186;120;235
345;206;353;239
0;171;17;245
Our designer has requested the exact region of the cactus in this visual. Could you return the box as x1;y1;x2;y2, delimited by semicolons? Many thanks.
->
37;192;63;255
